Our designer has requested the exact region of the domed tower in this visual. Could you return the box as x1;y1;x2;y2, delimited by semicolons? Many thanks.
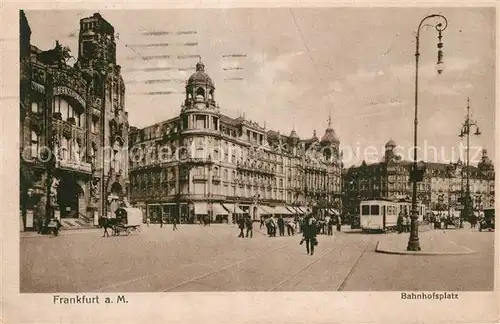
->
320;115;340;161
180;60;220;132
312;130;319;142
288;129;300;155
385;139;396;151
185;60;215;107
478;149;493;170
384;138;397;162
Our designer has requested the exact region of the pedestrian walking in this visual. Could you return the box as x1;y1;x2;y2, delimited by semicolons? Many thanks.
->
245;216;253;238
336;215;342;232
159;213;163;228
286;219;296;236
277;216;285;236
51;218;62;236
397;211;404;234
36;215;44;234
470;212;477;228
172;217;178;231
260;218;264;229
269;216;277;237
404;214;411;233
300;217;318;255
238;217;245;238
146;216;150;227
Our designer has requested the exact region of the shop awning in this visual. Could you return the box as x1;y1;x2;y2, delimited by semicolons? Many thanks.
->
194;202;208;215
289;207;303;214
213;204;229;215
267;206;277;215
296;207;307;214
221;203;246;214
258;205;273;215
274;206;292;215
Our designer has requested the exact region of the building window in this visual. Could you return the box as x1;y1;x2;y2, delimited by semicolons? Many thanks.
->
31;101;40;113
31;131;38;158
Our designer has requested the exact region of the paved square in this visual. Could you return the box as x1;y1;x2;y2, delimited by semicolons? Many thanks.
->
20;225;494;292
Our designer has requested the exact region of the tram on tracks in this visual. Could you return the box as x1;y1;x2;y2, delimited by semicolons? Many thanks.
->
360;198;426;232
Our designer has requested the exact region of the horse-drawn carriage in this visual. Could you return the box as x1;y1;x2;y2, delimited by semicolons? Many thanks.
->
101;207;143;236
113;208;142;235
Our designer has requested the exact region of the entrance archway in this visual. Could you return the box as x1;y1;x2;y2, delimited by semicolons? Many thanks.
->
57;174;84;218
110;182;122;195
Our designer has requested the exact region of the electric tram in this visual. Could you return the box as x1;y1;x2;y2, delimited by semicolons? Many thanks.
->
359;198;426;232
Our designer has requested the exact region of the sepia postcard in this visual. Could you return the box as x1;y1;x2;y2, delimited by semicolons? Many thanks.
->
1;1;499;323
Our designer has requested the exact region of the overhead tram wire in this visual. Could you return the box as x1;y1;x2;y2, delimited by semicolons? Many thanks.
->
289;9;337;112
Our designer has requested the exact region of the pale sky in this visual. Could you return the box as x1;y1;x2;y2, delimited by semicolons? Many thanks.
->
24;8;496;167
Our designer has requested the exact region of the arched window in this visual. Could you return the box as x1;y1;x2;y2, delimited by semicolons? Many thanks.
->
195;87;205;100
31;131;38;158
224;169;228;181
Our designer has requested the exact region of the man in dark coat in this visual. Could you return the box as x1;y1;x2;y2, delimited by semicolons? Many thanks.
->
302;217;318;255
397;211;404;233
238;217;245;238
245;216;253;238
277;216;285;236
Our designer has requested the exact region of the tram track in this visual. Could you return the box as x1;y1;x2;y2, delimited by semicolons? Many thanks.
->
336;240;374;291
163;243;291;292
267;246;336;291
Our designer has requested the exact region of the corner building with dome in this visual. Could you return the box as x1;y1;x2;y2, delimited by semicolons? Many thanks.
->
129;62;343;224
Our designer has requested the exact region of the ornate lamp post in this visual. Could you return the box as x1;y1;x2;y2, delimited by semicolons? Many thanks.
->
458;98;481;224
408;14;448;251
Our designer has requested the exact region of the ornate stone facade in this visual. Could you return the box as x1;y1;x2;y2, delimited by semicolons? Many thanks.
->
129;62;343;223
19;11;129;229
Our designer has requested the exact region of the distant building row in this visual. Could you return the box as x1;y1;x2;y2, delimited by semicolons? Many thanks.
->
343;139;495;216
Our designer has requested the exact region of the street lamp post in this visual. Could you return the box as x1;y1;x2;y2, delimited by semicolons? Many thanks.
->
408;14;448;251
458;97;481;224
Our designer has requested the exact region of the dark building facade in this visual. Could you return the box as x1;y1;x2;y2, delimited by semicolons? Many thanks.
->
20;11;129;229
343;139;495;217
128;62;343;223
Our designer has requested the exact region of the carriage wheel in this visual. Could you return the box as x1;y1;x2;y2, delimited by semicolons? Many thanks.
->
136;226;141;233
126;228;131;236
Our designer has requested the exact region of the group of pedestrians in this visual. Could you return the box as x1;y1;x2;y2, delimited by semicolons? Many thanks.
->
262;216;298;237
145;214;178;231
397;211;411;233
238;216;253;238
316;214;342;235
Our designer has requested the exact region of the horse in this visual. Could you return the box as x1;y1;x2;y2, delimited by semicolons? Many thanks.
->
99;217;118;237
